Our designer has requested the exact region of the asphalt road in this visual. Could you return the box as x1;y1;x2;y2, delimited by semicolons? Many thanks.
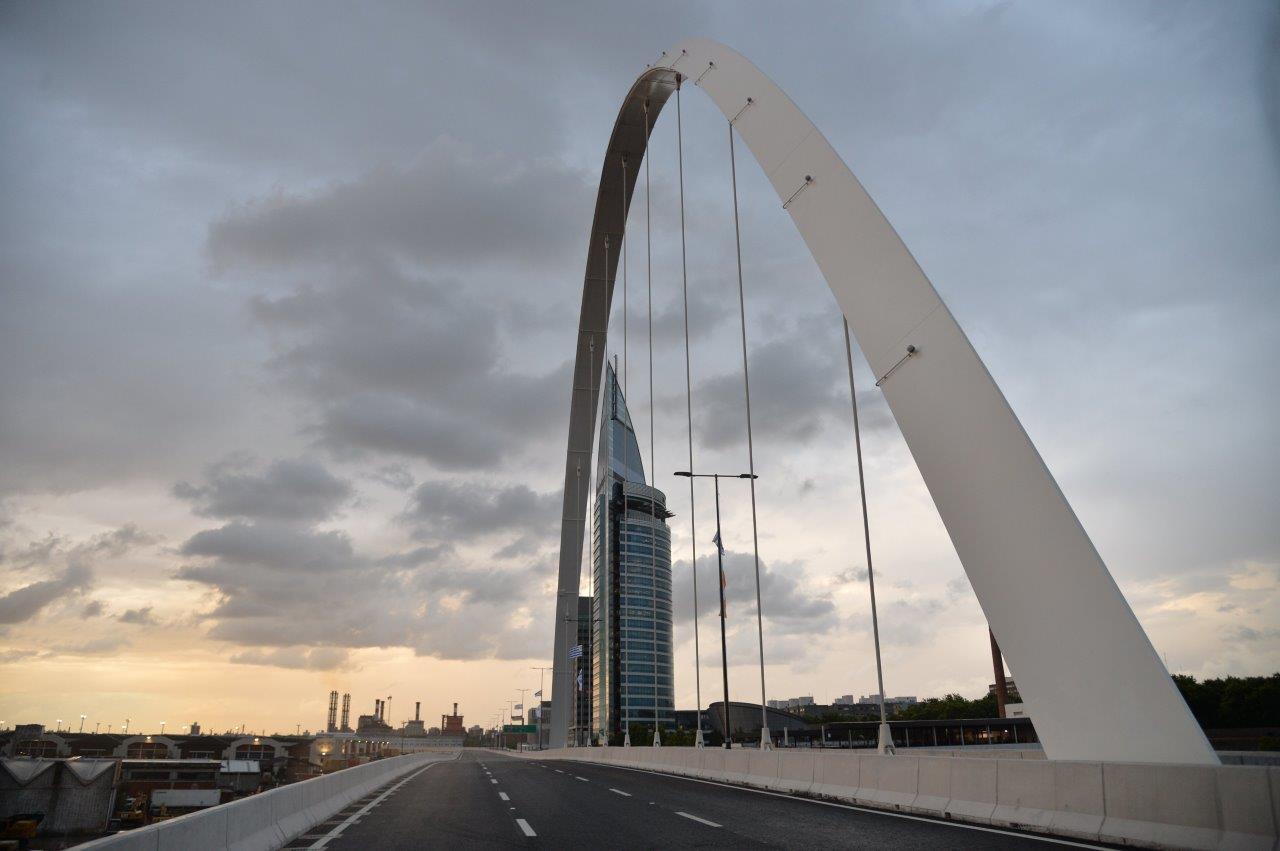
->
288;750;1108;850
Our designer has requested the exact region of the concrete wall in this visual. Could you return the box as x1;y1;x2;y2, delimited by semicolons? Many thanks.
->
514;748;1277;850
78;749;457;851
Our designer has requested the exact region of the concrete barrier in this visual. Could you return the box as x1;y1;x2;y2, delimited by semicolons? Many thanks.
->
79;750;456;851
1216;766;1276;850
774;751;816;795
812;752;860;799
945;756;997;823
991;758;1056;831
746;750;781;791
911;756;952;815
856;754;917;810
519;746;1278;850
1100;762;1221;849
721;750;752;786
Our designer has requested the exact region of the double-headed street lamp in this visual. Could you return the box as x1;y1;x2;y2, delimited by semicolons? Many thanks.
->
675;470;756;749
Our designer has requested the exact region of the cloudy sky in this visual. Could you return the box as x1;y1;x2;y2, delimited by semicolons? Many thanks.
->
2;1;1277;735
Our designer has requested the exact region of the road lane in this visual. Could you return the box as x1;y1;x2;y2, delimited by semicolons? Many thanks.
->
319;750;1110;849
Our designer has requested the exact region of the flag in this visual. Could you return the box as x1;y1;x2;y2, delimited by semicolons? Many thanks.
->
569;644;583;659
576;670;585;692
712;530;725;557
534;690;542;697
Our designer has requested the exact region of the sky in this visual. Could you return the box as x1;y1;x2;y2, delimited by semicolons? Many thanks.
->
1;1;1277;736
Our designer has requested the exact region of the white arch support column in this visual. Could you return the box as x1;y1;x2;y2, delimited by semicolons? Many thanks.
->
551;38;1215;765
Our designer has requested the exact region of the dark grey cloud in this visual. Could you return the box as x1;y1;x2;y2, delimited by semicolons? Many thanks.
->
174;456;353;522
209;142;592;273
0;564;92;625
242;265;572;471
177;518;548;660
672;550;837;636
692;327;893;451
80;600;105;619
179;522;357;576
404;481;560;542
366;464;415;492
117;606;157;626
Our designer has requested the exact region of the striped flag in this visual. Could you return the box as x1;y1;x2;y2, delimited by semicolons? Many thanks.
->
712;530;725;557
534;690;542;697
568;644;583;659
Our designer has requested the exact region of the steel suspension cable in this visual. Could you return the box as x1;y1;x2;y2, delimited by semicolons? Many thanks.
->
843;318;894;754
728;121;771;748
675;78;704;745
643;99;661;746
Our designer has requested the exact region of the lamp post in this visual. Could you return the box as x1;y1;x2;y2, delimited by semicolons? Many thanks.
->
675;471;757;749
123;718;130;735
531;666;552;750
159;721;165;735
79;714;86;733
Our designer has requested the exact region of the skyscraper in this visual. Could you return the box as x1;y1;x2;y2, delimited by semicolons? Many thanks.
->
591;363;674;742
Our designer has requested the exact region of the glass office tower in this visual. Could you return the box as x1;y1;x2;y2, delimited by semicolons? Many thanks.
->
591;363;675;742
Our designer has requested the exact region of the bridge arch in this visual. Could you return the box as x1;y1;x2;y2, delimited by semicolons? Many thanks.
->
551;38;1214;764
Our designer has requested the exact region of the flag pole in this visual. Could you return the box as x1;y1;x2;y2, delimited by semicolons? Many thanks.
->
713;474;732;749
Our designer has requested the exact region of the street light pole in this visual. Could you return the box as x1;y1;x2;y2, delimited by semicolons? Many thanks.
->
676;470;757;750
713;476;731;749
531;666;551;750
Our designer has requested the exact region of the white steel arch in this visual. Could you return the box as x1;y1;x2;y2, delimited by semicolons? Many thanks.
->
550;38;1215;764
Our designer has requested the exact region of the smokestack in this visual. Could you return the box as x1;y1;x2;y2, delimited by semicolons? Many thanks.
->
340;693;351;730
415;701;421;721
327;690;338;732
453;702;458;717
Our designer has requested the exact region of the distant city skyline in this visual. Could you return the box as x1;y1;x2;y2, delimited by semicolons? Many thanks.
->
2;1;1277;732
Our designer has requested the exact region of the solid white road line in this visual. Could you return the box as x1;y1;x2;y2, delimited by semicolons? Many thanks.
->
677;812;722;828
499;792;510;801
309;756;454;848
516;818;537;837
609;788;632;797
596;763;1107;849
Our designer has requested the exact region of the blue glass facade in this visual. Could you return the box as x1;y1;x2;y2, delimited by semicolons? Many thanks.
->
592;365;675;740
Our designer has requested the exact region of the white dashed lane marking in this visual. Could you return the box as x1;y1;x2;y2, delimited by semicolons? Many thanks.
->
677;812;722;828
499;792;510;801
516;818;537;837
609;788;631;797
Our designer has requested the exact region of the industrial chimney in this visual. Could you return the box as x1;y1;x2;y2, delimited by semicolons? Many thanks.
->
340;693;351;731
453;702;458;717
415;701;421;722
327;690;338;732
375;698;382;720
